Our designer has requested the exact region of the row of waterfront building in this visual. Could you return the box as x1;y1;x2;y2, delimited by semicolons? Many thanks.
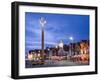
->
27;40;89;60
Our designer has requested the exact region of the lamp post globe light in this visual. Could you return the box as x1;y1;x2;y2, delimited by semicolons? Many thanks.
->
69;36;74;41
39;17;46;62
69;36;74;56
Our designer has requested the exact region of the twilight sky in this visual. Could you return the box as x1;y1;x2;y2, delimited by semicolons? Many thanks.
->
25;12;89;53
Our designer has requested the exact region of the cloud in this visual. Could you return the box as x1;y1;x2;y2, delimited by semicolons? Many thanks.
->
26;45;41;49
26;40;57;46
25;12;89;53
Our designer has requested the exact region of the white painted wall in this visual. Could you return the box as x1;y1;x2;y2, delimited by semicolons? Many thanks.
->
0;0;99;81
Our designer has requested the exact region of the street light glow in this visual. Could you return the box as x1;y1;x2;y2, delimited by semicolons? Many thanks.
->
48;48;50;51
55;45;58;48
69;36;74;41
59;40;64;48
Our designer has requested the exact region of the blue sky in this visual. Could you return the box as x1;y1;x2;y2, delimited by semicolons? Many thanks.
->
25;12;89;53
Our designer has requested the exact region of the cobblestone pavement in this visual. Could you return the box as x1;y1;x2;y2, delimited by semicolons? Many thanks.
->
25;60;89;68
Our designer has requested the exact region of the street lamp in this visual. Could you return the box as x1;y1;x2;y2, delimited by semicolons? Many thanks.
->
69;36;74;41
69;36;74;56
39;17;46;61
